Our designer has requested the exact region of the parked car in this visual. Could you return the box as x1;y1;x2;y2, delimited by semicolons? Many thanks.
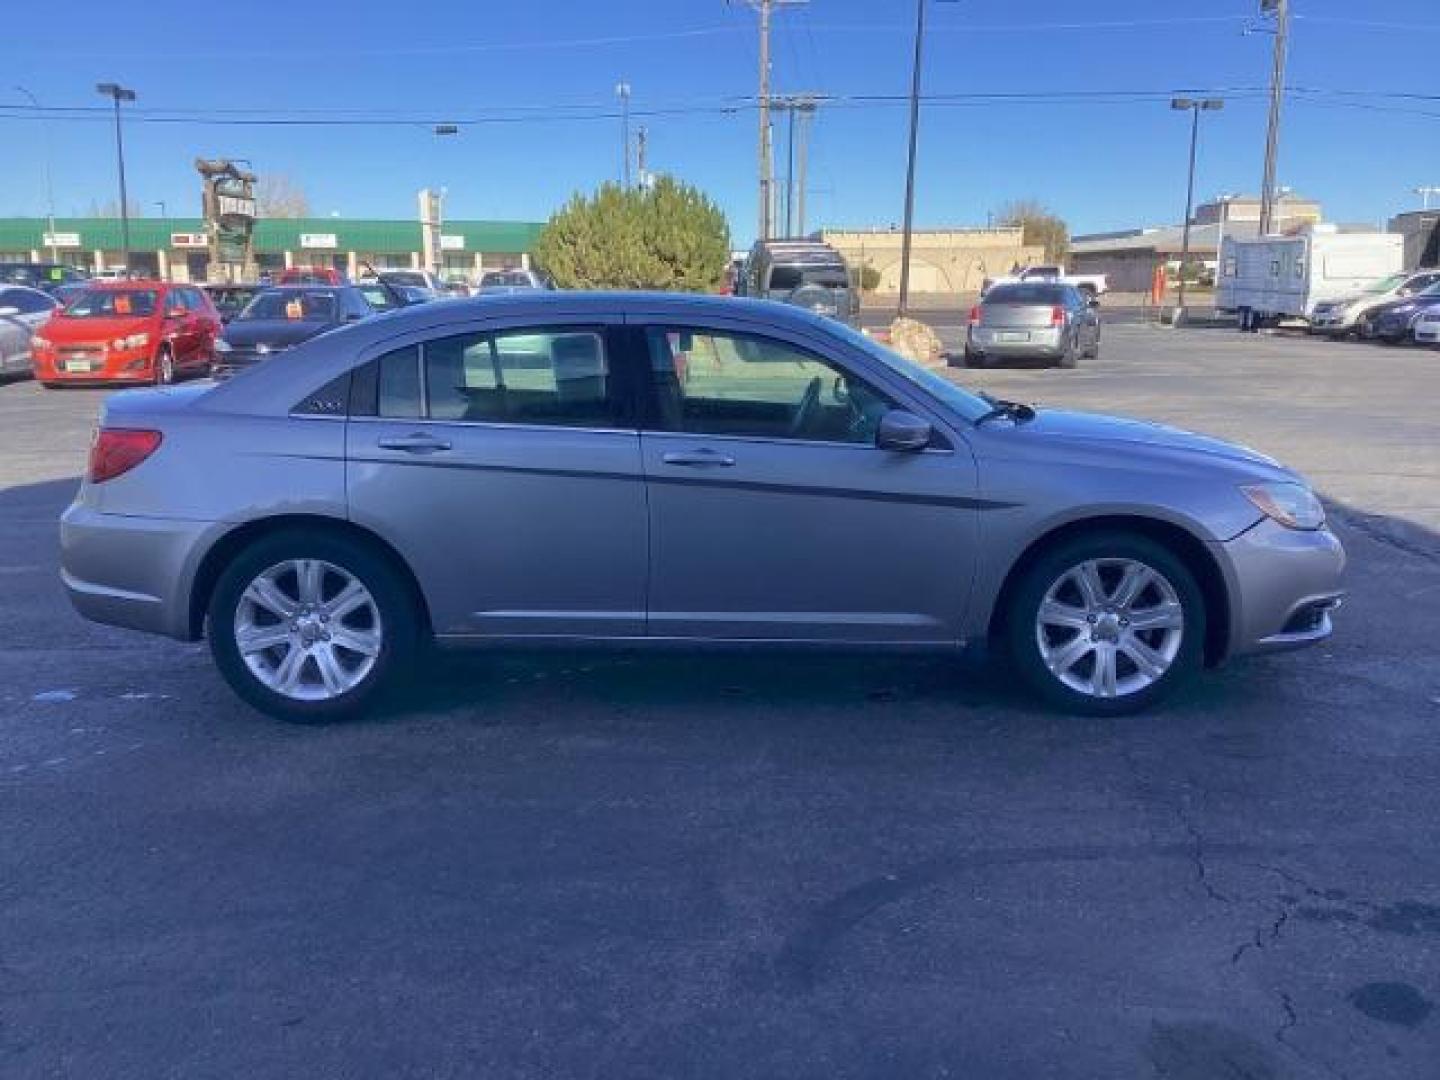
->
51;282;90;309
739;239;860;327
200;283;263;324
961;282;1099;368
0;285;59;377
277;267;347;286
59;292;1343;722
1308;269;1440;337
1411;306;1440;346
396;284;441;305
1356;283;1440;343
31;281;221;386
0;262;89;293
476;269;549;295
441;276;473;298
982;265;1109;301
213;285;373;378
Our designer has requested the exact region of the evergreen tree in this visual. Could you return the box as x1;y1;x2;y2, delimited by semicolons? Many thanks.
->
536;178;730;291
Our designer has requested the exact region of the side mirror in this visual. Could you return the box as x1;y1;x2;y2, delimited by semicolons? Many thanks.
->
876;409;933;452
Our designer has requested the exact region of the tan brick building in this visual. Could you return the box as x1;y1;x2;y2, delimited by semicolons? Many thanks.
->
818;227;1044;295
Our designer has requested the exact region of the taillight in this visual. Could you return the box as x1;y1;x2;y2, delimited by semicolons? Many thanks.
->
1051;305;1066;326
88;428;162;484
968;305;981;326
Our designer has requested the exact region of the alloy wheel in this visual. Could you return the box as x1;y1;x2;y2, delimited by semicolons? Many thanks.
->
234;559;383;701
1034;558;1185;700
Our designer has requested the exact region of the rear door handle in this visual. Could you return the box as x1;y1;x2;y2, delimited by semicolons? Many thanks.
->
377;433;452;454
662;449;736;468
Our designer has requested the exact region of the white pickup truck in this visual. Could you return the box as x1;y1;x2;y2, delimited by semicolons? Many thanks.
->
982;265;1109;299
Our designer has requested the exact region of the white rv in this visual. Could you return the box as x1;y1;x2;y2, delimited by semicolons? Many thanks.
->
1217;229;1403;329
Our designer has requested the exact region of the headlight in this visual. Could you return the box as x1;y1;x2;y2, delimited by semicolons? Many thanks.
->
214;338;232;353
31;335;50;349
1242;482;1325;531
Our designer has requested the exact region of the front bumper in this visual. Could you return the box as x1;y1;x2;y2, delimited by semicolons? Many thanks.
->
60;504;218;640
35;348;155;383
1413;322;1440;343
1218;518;1346;657
1307;311;1356;334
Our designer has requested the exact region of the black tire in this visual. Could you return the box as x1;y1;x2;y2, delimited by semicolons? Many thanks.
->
153;346;175;386
1002;531;1206;717
208;529;421;723
1057;336;1078;369
964;347;986;368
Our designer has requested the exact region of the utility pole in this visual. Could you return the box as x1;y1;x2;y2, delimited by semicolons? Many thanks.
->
741;1;807;241
795;102;816;237
636;126;649;187
1415;186;1440;210
14;86;57;262
897;0;928;315
97;83;136;270
1257;0;1289;235
615;81;632;187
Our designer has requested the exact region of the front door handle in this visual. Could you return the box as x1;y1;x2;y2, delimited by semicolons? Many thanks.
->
662;449;736;468
377;433;452;454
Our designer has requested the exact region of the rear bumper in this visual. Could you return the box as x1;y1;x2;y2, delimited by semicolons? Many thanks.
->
1217;518;1346;657
968;327;1065;356
60;504;217;640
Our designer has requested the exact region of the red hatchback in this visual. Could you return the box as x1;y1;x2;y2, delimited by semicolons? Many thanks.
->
32;281;222;387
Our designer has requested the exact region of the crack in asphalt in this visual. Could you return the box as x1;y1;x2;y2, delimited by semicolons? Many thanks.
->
1274;990;1351;1080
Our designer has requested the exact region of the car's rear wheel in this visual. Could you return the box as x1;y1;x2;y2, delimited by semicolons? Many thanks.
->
1057;336;1079;368
208;531;419;722
1004;532;1205;716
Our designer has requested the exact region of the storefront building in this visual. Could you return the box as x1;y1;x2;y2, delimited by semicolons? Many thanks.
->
0;217;544;282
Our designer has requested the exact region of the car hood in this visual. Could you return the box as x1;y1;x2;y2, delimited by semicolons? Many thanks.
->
41;314;154;342
1010;408;1287;474
1370;296;1440;319
222;319;337;348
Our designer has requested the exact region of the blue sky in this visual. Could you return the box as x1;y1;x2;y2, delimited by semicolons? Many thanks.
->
2;0;1438;243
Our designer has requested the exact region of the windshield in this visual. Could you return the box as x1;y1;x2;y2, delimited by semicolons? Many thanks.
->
1363;273;1409;295
239;290;339;321
62;289;158;318
382;271;426;287
358;285;398;310
827;321;992;422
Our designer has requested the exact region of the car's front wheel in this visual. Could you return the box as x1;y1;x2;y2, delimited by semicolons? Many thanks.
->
208;531;419;722
1004;532;1205;716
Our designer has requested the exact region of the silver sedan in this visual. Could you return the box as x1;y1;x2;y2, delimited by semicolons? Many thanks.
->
61;293;1343;721
963;282;1100;368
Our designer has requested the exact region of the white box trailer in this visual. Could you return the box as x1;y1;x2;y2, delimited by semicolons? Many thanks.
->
1217;231;1403;327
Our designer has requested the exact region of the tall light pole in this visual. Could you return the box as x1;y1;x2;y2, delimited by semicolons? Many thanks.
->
14;86;57;262
96;82;137;269
1171;98;1224;315
1256;0;1289;235
615;82;632;187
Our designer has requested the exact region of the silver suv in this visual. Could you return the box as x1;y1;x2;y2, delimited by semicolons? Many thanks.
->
739;240;859;327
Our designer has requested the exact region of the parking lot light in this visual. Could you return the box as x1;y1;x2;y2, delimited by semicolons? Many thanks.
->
96;83;137;272
1170;97;1224;320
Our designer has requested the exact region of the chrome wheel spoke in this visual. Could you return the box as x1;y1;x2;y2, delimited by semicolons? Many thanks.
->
330;626;381;657
271;644;308;694
1038;599;1089;630
1111;564;1152;609
296;559;326;606
243;577;296;620
1127;602;1183;633
312;645;347;695
1120;636;1168;680
1073;561;1106;608
237;623;291;655
1091;645;1119;698
1045;634;1094;676
327;580;369;620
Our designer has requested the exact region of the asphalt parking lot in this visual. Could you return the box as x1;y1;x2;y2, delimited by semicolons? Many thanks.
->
3;325;1438;1078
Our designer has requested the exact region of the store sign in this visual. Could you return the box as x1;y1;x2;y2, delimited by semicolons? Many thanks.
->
170;232;208;249
440;234;465;251
300;233;338;250
42;232;81;249
216;194;256;219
